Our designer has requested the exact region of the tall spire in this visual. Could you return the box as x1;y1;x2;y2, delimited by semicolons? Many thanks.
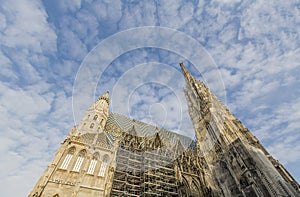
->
179;62;194;83
179;62;300;195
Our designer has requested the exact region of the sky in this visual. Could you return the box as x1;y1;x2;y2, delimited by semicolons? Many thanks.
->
0;0;299;196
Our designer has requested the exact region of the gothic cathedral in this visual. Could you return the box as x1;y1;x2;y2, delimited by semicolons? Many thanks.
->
29;63;300;197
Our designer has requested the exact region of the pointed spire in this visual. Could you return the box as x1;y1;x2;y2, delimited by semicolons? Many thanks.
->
153;132;162;148
179;62;208;92
128;125;137;136
179;62;194;83
174;139;185;155
98;90;110;104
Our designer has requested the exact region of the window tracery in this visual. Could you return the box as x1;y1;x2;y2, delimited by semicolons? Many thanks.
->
98;154;109;177
72;150;86;172
60;147;75;170
87;153;99;174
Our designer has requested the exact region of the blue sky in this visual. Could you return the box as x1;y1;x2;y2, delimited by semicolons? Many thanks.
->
0;0;299;196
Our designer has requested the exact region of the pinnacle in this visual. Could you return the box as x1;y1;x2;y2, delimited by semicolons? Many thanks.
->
179;62;194;83
98;91;110;104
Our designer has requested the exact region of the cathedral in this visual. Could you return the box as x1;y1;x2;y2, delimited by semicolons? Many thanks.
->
29;63;300;197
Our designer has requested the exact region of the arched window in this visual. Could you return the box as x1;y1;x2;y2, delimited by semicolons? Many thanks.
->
87;153;99;175
100;119;104;125
93;115;98;120
60;147;76;170
190;180;201;196
191;180;199;192
98;154;109;177
178;177;190;196
73;150;86;172
90;123;94;129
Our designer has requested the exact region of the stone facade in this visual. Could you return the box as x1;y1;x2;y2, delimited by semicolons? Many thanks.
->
29;92;116;197
179;62;299;196
29;64;300;197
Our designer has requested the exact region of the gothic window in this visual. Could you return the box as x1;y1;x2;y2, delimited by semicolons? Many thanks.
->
60;147;75;170
93;115;98;120
87;159;97;174
87;153;99;175
207;123;218;141
98;162;107;177
178;177;190;197
90;123;94;129
72;150;86;172
191;180;199;192
98;154;109;177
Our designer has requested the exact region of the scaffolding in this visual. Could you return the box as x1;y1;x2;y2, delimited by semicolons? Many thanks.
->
110;133;180;197
105;113;205;196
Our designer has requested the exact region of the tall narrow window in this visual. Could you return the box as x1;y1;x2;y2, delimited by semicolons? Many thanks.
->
60;147;75;170
87;159;97;174
93;115;98;120
98;162;107;177
98;154;109;177
72;150;86;172
100;119;105;127
90;123;94;129
73;157;84;172
60;154;73;169
207;123;217;141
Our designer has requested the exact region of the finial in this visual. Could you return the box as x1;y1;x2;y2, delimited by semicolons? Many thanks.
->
179;62;193;82
179;62;187;72
103;91;109;98
98;91;110;104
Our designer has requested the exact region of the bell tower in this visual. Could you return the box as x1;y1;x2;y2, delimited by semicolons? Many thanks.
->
29;92;116;197
76;91;110;135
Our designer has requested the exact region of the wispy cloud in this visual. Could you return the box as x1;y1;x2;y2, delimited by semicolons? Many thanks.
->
0;1;299;196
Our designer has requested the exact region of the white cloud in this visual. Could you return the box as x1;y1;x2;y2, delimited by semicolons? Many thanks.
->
0;83;57;196
0;51;17;80
58;0;82;13
1;1;300;196
0;0;71;196
0;84;50;118
112;0;152;29
1;0;57;53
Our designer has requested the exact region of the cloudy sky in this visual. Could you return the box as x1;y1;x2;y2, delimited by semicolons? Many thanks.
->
0;0;299;196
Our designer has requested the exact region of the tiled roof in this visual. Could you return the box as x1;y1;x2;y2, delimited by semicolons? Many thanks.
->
105;112;193;148
79;132;114;149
